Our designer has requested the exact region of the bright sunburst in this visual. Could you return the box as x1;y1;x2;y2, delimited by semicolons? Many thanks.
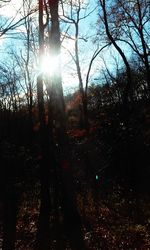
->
40;54;60;77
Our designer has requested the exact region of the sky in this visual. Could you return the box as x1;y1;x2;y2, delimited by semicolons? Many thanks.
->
0;0;103;91
0;0;22;17
60;0;101;90
0;0;130;94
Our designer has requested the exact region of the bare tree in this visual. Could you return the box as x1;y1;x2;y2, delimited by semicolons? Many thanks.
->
99;0;134;110
60;0;110;129
35;1;87;249
35;1;51;249
0;0;37;38
111;0;150;93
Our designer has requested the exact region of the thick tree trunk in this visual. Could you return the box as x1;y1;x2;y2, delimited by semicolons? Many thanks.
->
36;1;51;249
49;1;87;248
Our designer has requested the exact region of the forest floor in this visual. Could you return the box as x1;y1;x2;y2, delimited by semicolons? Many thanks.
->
14;176;150;249
1;129;150;249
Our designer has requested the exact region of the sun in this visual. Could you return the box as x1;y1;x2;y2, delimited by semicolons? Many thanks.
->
40;54;60;77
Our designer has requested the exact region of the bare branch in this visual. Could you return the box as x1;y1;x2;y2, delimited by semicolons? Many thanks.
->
85;43;111;93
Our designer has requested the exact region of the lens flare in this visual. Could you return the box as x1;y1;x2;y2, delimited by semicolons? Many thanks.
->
40;54;59;76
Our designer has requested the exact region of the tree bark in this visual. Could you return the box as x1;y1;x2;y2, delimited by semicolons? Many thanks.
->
36;1;51;249
48;1;87;248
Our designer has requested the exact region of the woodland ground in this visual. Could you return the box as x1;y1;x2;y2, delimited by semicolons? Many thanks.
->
1;126;150;250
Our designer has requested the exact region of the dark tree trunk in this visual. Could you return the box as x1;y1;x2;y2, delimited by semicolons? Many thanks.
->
36;1;51;249
101;0;133;116
136;0;150;94
48;0;87;248
0;154;19;250
2;196;17;250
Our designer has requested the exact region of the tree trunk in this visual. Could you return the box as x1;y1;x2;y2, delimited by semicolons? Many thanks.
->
36;1;51;249
48;0;87;248
2;196;17;250
101;0;133;112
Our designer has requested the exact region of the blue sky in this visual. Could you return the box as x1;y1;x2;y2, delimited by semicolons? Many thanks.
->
0;0;133;94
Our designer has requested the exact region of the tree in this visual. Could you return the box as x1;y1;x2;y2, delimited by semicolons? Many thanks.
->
35;1;51;249
0;0;37;38
60;0;109;129
35;1;87;249
0;0;39;143
0;0;38;111
110;0;150;93
99;0;133;112
36;0;69;248
0;62;19;111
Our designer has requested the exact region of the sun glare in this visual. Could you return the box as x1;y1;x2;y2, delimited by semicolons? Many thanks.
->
40;54;59;76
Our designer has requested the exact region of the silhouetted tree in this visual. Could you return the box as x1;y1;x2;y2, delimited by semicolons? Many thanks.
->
110;0;150;93
99;0;133;115
60;0;109;130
